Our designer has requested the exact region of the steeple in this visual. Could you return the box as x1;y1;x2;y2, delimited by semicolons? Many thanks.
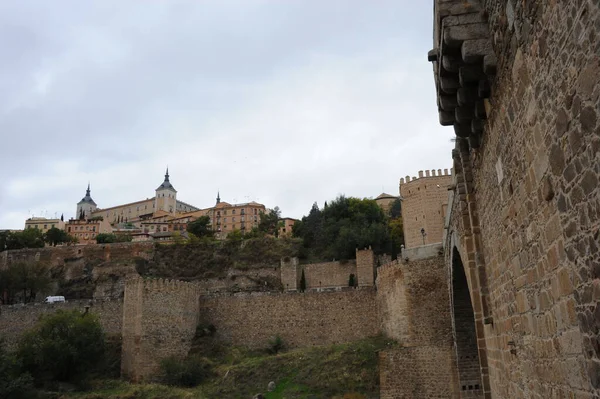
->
216;191;221;204
156;167;176;192
78;183;97;206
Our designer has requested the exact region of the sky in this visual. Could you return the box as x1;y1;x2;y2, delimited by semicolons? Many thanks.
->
0;0;454;229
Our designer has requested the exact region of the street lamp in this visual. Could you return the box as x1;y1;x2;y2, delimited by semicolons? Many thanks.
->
420;228;426;245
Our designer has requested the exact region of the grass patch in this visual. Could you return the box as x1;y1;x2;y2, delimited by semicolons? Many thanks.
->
58;336;395;399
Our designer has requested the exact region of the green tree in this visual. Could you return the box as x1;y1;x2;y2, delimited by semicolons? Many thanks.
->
0;339;34;399
389;218;404;260
187;216;213;238
0;261;51;304
294;196;391;261
226;229;244;241
18;309;106;384
3;229;45;251
44;227;70;246
299;269;306;292
389;198;402;219
258;206;281;237
96;233;117;243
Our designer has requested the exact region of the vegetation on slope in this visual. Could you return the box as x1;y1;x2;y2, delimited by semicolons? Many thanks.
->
59;335;395;399
136;236;302;280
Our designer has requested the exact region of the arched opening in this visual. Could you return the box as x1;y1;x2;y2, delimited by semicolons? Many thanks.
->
452;247;483;398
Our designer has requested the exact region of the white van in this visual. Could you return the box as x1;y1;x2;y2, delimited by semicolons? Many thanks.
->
44;296;66;303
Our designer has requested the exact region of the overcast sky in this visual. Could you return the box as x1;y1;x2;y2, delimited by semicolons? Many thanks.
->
0;0;454;229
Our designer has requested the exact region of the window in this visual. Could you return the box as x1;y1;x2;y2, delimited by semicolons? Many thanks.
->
241;209;245;215
93;226;96;232
224;218;227;223
51;224;55;228
232;209;236;214
232;217;236;222
68;227;71;232
224;210;227;215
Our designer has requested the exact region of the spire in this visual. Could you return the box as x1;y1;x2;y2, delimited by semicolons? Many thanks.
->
60;213;64;222
86;182;90;196
216;191;221;204
78;183;97;206
156;167;176;192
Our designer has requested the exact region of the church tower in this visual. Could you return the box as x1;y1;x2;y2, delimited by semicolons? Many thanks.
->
154;168;177;214
76;183;97;220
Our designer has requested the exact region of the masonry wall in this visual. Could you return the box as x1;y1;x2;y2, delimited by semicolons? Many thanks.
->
0;299;123;350
436;0;600;397
301;260;356;289
199;288;378;349
400;171;453;248
380;346;459;399
377;254;457;398
121;278;200;382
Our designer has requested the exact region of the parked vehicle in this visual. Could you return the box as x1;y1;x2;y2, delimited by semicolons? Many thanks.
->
44;296;66;303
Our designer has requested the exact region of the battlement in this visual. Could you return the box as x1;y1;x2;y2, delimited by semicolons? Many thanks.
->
139;277;199;295
399;168;453;185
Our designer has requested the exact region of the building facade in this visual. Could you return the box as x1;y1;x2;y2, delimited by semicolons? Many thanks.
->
65;218;112;245
24;217;65;233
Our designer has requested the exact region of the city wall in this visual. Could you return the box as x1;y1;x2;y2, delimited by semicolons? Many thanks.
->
198;288;379;349
377;254;458;398
121;277;200;382
0;299;123;350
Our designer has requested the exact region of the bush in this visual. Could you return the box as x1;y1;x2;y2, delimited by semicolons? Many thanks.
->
160;356;212;387
0;339;34;399
18;309;106;384
267;335;285;355
348;273;356;287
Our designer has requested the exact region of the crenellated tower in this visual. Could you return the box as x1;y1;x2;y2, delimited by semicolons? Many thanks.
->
399;168;452;248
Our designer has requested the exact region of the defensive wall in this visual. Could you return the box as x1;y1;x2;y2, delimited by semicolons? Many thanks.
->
0;299;123;350
400;169;453;248
121;277;200;382
431;0;600;397
377;252;458;399
199;288;379;349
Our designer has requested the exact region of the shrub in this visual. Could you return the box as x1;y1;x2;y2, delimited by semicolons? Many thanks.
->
300;269;306;292
18;309;105;384
0;339;34;399
348;273;356;287
160;356;212;387
267;335;285;355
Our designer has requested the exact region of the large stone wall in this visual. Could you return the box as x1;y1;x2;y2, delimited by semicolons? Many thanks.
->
199;288;379;349
377;254;457;398
0;299;123;350
432;0;600;397
121;278;200;382
380;346;459;399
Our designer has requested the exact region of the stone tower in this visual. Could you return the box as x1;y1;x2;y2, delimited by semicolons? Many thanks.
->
154;168;177;214
76;183;97;220
399;169;452;248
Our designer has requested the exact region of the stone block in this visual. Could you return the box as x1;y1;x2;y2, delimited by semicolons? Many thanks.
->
444;24;490;47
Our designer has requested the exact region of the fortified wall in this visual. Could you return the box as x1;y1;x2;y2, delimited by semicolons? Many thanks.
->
121;277;200;382
400;169;453;248
377;248;459;399
430;0;600;397
0;299;123;350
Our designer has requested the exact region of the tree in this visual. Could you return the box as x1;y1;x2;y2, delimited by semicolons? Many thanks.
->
389;198;402;219
299;269;306;292
187;216;213;238
0;339;34;399
96;233;116;244
348;273;356;287
0;261;51;304
18;310;106;384
293;196;391;261
258;207;281;237
44;227;70;246
1;229;45;251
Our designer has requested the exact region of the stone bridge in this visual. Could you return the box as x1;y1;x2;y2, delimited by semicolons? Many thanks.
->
431;1;600;398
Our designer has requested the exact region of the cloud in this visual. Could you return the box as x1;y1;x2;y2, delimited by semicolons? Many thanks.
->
0;1;452;229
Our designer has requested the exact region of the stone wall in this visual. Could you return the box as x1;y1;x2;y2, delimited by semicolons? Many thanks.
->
432;0;600;397
377;254;457;398
379;346;459;399
400;170;453;248
121;278;200;382
0;299;123;350
199;288;379;349
301;260;356;289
